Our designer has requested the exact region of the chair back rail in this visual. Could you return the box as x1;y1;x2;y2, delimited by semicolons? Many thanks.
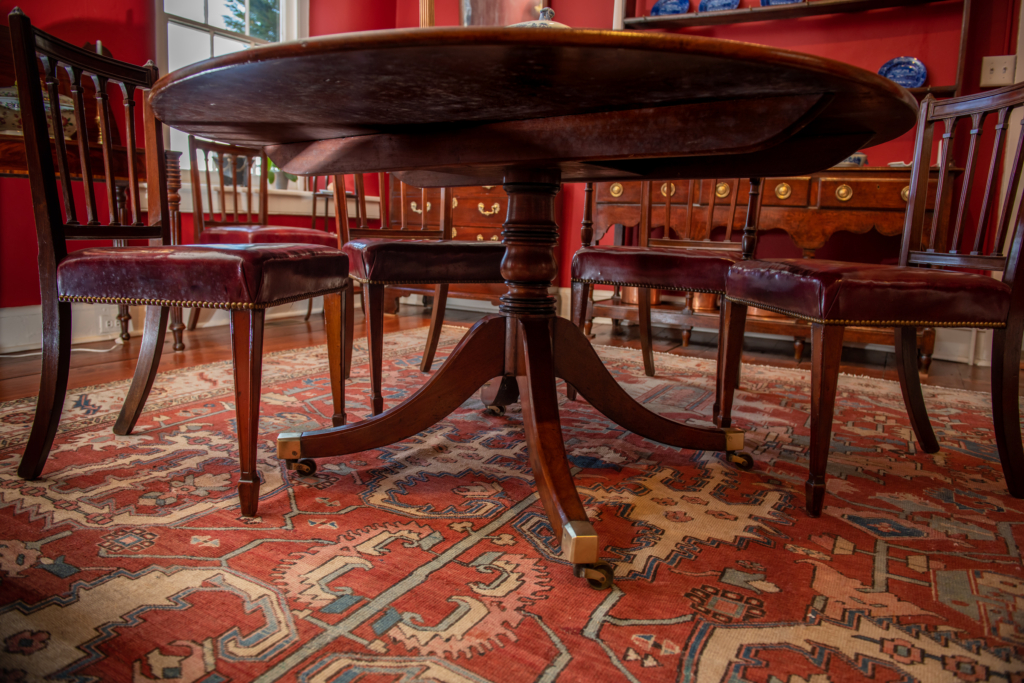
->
901;84;1024;297
334;173;449;247
10;8;164;258
187;134;268;240
636;178;762;257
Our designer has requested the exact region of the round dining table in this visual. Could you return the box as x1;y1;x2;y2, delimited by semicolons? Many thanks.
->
150;27;918;589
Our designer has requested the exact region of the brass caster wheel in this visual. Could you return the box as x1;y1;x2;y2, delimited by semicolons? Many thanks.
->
574;560;614;590
288;458;318;475
485;405;506;417
726;451;754;470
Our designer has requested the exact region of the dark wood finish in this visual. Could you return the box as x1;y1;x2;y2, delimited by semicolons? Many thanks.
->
715;302;747;430
364;283;385;415
150;28;918;186
806;323;844;517
165;151;186;350
151;28;917;580
112;306;168;436
229;308;265;518
723;85;1024;515
895;326;940;453
187;135;270;239
8;10;346;519
592;170;946;371
323;291;346;428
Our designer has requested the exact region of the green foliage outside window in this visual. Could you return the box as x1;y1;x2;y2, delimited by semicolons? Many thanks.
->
222;0;280;42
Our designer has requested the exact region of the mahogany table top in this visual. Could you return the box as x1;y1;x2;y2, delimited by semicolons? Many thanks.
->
150;27;919;186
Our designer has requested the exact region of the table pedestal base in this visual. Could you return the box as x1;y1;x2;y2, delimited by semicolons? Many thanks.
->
277;169;743;589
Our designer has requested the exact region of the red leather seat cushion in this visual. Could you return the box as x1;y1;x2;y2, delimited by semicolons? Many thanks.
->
342;239;505;283
200;225;337;248
726;258;1011;326
572;246;742;293
57;244;348;307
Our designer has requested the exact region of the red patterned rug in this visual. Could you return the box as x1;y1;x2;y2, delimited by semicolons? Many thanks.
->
1;325;1023;682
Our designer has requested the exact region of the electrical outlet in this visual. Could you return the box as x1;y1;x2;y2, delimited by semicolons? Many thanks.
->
98;314;117;335
981;55;1016;88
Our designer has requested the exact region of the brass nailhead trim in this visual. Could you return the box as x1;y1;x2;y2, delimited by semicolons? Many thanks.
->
59;285;349;311
724;296;1007;328
355;278;505;286
572;278;723;295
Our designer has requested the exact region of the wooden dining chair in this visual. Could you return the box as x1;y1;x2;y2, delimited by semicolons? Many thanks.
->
183;135;339;332
334;173;506;415
569;178;762;470
721;84;1024;516
9;8;351;517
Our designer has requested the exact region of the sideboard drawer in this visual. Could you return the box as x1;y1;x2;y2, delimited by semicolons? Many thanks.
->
452;226;502;243
817;177;923;210
762;177;811;207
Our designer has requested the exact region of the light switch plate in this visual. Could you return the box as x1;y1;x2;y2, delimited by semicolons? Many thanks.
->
981;55;1017;87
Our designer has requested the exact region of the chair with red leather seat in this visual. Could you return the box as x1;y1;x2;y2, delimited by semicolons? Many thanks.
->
335;179;506;415
569;178;762;450
720;84;1024;516
9;8;350;517
184;134;339;331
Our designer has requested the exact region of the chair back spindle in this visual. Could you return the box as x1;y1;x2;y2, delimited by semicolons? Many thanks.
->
901;84;1024;292
187;135;271;242
10;7;165;269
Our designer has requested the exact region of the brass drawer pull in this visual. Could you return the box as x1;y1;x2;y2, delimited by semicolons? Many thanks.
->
490;235;498;241
410;200;430;214
478;202;501;216
715;182;731;199
476;234;484;241
775;182;792;200
901;185;910;202
452;197;458;208
609;182;624;197
452;228;457;238
661;182;676;197
836;184;853;202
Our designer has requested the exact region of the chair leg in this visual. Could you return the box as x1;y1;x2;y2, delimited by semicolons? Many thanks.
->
113;306;170;436
324;291;346;427
992;325;1024;498
304;297;314;322
894;326;939;453
116;304;131;341
365;283;385;415
638;287;655;377
186;307;200;331
169;306;185;351
806;323;844;517
567;281;592;401
18;299;72;480
344;284;355;380
715;300;747;429
420;283;449;372
230;308;266;517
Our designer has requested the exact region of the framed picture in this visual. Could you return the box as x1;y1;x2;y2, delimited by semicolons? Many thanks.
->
460;0;548;27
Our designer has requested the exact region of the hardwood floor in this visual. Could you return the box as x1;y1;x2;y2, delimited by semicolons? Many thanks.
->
0;304;1003;402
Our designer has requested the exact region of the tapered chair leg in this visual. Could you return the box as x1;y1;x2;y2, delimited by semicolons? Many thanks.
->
343;284;355;380
992;325;1024;498
18;299;72;480
230;308;266;517
186;308;200;331
113;306;170;436
715;300;747;429
324;291;347;427
806;323;845;517
365;283;385;415
638;287;655;377
169;306;185;351
304;297;314;322
567;281;592;401
894;326;939;453
420;283;449;372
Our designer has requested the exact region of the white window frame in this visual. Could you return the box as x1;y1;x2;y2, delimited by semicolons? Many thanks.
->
153;0;310;206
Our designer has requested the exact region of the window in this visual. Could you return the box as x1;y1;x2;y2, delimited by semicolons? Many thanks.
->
159;0;307;168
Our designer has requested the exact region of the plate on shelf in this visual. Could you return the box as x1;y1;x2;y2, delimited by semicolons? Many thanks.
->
650;0;690;15
761;0;803;5
698;0;740;11
878;57;927;88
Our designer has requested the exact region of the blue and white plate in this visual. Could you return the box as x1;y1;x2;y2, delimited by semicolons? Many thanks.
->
650;0;689;15
761;0;802;5
698;0;740;11
878;57;927;88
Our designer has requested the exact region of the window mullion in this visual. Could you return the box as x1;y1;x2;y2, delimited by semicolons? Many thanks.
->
245;0;251;37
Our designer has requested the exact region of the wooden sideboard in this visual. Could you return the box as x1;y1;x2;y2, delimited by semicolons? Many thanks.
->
590;167;955;370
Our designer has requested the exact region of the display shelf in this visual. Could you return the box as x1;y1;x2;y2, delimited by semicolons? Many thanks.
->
625;0;950;29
